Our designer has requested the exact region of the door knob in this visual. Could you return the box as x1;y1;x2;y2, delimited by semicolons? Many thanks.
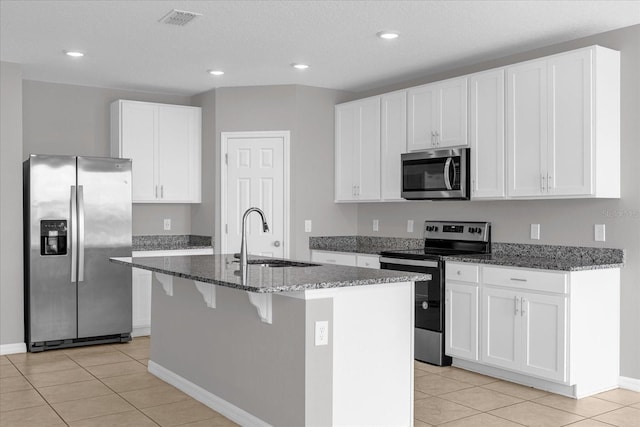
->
274;241;281;247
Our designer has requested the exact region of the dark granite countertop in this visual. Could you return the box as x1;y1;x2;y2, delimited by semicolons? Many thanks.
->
444;253;624;271
309;237;624;272
111;254;430;293
132;235;212;251
309;236;423;255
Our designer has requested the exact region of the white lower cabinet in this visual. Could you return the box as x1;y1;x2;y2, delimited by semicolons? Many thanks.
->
131;248;213;336
311;250;380;269
132;268;152;337
445;282;479;361
446;262;620;398
482;287;566;382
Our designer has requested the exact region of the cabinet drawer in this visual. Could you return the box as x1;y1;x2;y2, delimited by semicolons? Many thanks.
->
483;266;568;293
311;251;357;267
446;263;479;283
357;255;380;269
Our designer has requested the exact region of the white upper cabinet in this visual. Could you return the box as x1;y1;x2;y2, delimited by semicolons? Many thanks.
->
380;91;407;201
408;76;468;151
469;68;506;199
507;46;620;198
111;100;202;203
335;97;381;202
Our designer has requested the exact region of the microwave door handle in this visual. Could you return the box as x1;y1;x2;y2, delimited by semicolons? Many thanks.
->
443;157;453;190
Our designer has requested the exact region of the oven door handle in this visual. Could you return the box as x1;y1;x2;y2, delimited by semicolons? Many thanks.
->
443;157;453;190
379;257;438;268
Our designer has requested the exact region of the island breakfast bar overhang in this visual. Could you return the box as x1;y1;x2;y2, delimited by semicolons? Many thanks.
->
111;254;430;427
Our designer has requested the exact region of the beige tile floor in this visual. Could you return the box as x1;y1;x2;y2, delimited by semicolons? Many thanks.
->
0;337;638;426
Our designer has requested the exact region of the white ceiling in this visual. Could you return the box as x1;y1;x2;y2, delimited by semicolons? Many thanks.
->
2;0;639;96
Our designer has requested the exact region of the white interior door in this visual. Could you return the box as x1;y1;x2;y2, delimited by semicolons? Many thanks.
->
223;132;288;258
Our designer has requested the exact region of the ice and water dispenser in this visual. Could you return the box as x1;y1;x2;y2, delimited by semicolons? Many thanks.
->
40;220;67;255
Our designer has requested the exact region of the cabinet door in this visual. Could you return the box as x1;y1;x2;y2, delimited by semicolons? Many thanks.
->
311;250;357;266
335;104;358;201
547;49;593;196
121;102;157;202
507;60;548;197
481;287;520;371
358;98;381;200
520;292;567;382
407;85;437;151
157;105;196;202
445;282;478;360
380;92;406;201
132;268;152;336
470;69;505;199
437;77;468;148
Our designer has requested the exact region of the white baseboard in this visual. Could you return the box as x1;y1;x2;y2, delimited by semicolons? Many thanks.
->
0;342;26;355
619;376;640;392
148;361;272;427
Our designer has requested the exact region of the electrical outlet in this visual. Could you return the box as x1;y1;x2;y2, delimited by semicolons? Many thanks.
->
163;219;171;231
530;224;540;240
595;224;606;241
315;320;329;346
407;220;414;233
373;219;379;232
304;220;312;233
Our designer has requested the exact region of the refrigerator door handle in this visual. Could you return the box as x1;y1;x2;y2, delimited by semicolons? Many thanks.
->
70;185;78;282
78;185;85;282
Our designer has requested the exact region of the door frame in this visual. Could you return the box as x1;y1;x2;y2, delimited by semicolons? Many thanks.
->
220;130;291;258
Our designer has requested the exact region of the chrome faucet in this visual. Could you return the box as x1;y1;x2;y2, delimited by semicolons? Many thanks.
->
239;207;270;267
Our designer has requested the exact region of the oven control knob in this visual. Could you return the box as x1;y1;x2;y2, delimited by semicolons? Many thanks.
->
422;301;429;310
468;227;473;233
433;226;439;232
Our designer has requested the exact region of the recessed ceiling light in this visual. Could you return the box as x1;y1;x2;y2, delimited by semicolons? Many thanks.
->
64;50;84;57
292;63;309;70
377;31;399;40
208;70;224;76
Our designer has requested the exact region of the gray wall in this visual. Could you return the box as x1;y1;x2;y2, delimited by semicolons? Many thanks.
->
211;85;357;260
21;80;194;236
151;276;333;426
0;62;24;345
191;89;216;238
353;24;640;380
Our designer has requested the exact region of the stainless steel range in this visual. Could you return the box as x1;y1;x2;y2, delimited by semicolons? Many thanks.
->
379;221;491;366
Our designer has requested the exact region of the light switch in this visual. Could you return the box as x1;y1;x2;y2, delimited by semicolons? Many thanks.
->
304;220;312;233
595;224;606;241
164;219;171;231
530;224;540;240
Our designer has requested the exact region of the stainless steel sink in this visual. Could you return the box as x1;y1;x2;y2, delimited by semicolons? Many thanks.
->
247;259;320;268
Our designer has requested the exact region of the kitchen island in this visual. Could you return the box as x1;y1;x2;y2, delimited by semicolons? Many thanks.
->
112;254;429;427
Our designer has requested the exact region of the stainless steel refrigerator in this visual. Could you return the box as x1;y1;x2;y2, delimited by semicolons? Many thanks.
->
23;154;133;352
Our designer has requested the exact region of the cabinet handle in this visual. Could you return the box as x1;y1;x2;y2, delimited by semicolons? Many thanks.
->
521;298;526;317
435;131;440;147
456;270;462;275
540;174;546;192
431;131;436;147
514;296;519;315
510;278;527;282
548;175;553;190
161;185;164;198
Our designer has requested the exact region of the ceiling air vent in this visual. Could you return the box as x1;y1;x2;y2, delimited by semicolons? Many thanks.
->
159;9;202;26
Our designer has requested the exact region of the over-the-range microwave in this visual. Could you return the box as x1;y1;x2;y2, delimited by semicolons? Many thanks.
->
401;148;470;200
